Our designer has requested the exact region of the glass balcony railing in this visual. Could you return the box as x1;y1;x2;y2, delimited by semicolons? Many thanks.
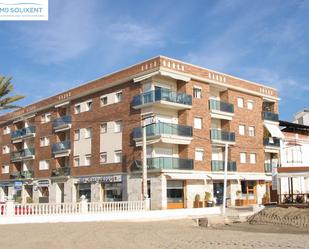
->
133;122;193;139
264;163;272;173
52;167;70;177
211;160;237;171
262;111;279;122
20;170;34;179
53;115;72;129
132;88;192;107
135;157;193;170
10;171;21;179
264;137;280;147
210;129;235;142
11;126;36;139
52;140;71;153
209;99;234;113
11;148;35;161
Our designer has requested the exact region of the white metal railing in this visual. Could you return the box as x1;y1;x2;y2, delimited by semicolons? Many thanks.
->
88;201;145;213
0;198;146;217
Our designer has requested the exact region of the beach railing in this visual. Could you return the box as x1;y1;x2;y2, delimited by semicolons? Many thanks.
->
88;200;145;213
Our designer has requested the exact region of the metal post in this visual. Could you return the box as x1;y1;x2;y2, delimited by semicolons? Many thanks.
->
142;120;148;201
222;143;228;215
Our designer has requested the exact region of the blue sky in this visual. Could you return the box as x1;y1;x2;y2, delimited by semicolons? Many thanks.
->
0;0;308;120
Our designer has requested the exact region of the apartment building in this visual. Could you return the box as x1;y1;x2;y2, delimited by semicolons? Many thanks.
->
0;56;282;209
277;120;309;204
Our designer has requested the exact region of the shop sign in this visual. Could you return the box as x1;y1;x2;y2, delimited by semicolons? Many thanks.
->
37;180;49;187
78;175;122;184
14;181;23;191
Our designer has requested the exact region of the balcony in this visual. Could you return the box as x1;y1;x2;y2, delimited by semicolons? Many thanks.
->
11;148;35;162
262;111;279;122
132;88;192;110
51;167;70;177
11;126;36;142
133;122;193;146
264;137;280;153
264;163;272;173
52;140;71;157
10;171;21;179
53;115;72;132
211;160;237;172
20;170;34;179
134;157;194;171
209;99;234;120
210;129;235;145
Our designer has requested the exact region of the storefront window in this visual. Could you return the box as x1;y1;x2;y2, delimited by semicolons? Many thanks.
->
39;187;49;203
76;183;91;201
103;183;122;202
167;181;184;203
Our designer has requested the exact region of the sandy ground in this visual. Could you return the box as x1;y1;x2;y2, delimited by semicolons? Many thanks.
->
0;219;308;249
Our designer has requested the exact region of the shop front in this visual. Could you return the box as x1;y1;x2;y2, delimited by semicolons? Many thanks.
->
0;181;13;202
166;180;185;209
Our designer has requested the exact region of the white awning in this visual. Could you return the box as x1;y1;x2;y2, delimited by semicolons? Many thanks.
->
165;173;210;180
264;123;285;138
133;70;191;83
208;174;240;180
133;72;159;83
239;174;272;181
55;101;70;108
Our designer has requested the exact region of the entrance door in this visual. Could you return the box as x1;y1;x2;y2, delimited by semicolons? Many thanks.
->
58;183;65;203
213;182;224;205
167;180;184;209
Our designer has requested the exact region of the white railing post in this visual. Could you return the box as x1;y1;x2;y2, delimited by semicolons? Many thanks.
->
80;195;88;214
6;196;15;217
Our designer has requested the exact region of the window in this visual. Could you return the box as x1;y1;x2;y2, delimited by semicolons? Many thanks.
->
85;154;91;166
2;145;10;154
115;91;123;103
247;100;254;110
114;150;122;163
100;152;107;164
40;136;50;147
85;128;92;138
100;123;107;133
74;129;80;141
240;152;247;163
3;126;10;135
248;126;255;137
239;125;245;135
114;121;122;133
41;113;51;123
250;153;256;164
237;97;244;108
74;104;81;114
100;96;108;106
86;101;93;111
193;87;202;99
194;117;203;129
2;165;9;174
39;160;50;170
195;149;204;161
74;156;80;167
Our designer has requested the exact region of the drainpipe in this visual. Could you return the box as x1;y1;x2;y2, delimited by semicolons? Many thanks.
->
222;143;228;215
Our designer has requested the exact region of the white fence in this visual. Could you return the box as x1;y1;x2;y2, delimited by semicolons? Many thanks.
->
0;197;145;217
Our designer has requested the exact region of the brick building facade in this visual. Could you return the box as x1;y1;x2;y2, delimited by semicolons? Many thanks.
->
0;56;282;209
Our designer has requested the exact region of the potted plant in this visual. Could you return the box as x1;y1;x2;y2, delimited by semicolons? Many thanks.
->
194;194;203;208
204;192;213;207
235;190;243;206
262;192;270;204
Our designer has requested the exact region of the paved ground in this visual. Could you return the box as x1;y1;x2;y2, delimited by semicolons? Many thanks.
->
1;219;309;249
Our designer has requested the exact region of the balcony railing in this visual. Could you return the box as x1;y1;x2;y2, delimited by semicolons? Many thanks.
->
264;163;272;173
134;157;194;170
10;171;21;179
11;126;36;140
210;129;235;142
211;160;237;171
264;137;280;147
11;148;35;161
52;167;70;177
53;115;72;129
209;99;234;113
52;140;71;153
132;88;192;107
20;170;34;179
262;111;279;122
133;122;193;139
